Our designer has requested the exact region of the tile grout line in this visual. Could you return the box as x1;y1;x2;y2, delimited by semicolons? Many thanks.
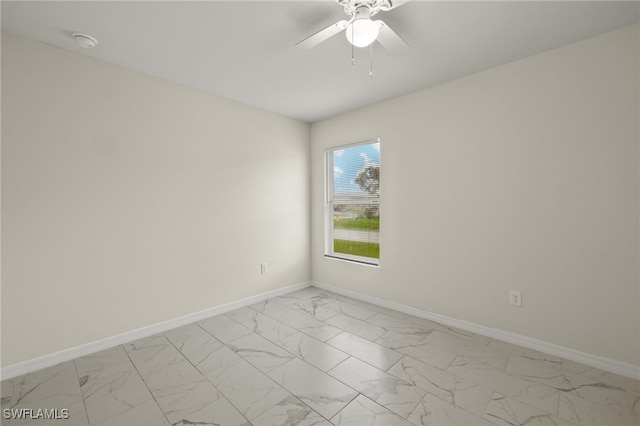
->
71;358;91;426
251;291;511;423
311;292;569;424
262;300;418;386
259;356;354;422
121;344;173;426
193;318;349;424
160;329;253;426
224;322;357;421
194;317;335;423
327;392;362;424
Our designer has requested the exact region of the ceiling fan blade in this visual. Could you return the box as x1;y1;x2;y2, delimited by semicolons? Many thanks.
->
296;20;348;49
381;0;411;11
375;21;410;52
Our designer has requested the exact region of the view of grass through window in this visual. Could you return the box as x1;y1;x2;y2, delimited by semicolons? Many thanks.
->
329;141;380;263
333;212;379;259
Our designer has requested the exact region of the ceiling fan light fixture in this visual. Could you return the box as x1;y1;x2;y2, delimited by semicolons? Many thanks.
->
346;8;379;48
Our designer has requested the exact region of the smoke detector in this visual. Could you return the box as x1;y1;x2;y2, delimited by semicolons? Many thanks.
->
72;32;98;49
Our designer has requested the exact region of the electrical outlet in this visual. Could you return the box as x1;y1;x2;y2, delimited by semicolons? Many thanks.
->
509;290;522;307
261;263;268;274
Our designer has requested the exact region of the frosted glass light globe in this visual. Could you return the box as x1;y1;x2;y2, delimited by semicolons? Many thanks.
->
346;16;379;48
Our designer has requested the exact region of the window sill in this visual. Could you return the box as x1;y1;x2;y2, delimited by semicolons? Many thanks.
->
324;254;380;268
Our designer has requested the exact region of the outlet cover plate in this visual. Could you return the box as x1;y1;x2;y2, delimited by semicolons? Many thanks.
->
510;290;522;307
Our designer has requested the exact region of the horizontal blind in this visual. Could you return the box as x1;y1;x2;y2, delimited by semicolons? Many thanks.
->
327;140;380;264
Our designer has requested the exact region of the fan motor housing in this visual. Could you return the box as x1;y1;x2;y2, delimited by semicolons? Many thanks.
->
338;0;393;17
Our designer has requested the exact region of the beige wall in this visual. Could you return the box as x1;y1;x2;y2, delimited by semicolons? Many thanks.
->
1;32;310;366
3;24;639;370
311;25;639;366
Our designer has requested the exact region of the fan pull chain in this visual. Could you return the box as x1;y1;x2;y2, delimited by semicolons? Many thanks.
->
369;43;374;78
351;24;355;65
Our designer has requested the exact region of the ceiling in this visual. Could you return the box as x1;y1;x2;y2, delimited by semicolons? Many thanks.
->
2;1;638;123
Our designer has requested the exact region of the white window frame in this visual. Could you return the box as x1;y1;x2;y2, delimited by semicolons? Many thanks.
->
324;139;380;266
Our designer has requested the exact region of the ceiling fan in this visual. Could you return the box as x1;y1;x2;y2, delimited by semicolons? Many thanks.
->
296;0;410;52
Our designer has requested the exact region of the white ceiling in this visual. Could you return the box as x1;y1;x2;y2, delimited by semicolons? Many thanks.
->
2;1;638;122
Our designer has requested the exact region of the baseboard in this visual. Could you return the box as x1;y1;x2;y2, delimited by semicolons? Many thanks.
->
1;281;312;381
311;281;640;380
6;280;638;381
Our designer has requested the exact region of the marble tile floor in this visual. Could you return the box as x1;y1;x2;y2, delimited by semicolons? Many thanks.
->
2;287;638;426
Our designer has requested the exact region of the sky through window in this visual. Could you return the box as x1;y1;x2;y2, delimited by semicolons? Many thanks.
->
333;142;380;195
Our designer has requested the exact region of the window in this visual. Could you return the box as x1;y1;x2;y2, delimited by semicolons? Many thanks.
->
325;140;380;265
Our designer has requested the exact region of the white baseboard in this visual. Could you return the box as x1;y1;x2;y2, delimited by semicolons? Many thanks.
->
311;281;640;380
5;279;638;381
1;281;312;381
